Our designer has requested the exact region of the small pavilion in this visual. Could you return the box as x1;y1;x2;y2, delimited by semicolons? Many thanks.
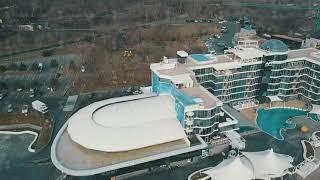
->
267;95;285;108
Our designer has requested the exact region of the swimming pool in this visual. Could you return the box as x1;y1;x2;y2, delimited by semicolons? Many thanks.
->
256;108;308;140
191;54;210;62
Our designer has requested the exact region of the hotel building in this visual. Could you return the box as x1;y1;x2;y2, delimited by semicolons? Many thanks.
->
51;39;320;177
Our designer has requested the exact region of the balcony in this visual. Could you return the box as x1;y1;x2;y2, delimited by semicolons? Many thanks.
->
185;120;194;126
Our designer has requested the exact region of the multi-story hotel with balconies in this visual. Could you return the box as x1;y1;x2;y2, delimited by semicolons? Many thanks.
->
51;38;320;177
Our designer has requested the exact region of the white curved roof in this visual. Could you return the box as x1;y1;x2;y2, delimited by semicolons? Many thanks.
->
242;149;293;179
67;94;188;152
203;156;254;180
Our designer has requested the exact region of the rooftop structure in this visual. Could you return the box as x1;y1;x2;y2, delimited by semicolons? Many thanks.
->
260;39;289;52
242;149;294;179
189;149;293;180
52;93;207;176
224;130;246;150
52;38;320;177
67;94;189;152
202;156;254;180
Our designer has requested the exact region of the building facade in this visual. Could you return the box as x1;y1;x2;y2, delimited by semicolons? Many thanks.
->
150;39;320;142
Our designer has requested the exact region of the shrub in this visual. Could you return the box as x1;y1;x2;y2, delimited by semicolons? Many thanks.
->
0;81;8;90
13;80;24;90
30;62;39;71
68;60;77;71
50;59;58;68
42;49;55;57
18;63;28;71
31;79;41;87
0;65;6;72
8;63;18;71
49;77;59;90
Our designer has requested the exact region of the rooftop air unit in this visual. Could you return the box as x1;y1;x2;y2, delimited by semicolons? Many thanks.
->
163;56;169;64
177;50;188;64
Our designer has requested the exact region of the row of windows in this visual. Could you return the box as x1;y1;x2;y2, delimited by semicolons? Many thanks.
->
196;74;214;83
214;85;259;95
217;90;259;102
268;89;320;101
272;60;320;71
194;116;219;127
196;69;263;84
194;125;218;136
215;71;263;82
241;64;263;71
270;75;320;87
263;55;288;62
269;82;320;93
193;67;213;76
271;68;320;78
297;95;320;104
193;65;263;77
193;107;221;118
201;81;215;89
214;78;262;90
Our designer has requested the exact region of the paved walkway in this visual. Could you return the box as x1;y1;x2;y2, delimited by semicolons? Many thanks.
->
222;104;257;128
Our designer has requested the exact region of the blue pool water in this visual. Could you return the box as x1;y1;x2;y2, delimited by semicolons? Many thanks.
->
151;72;195;124
191;54;210;62
156;82;195;106
256;108;308;140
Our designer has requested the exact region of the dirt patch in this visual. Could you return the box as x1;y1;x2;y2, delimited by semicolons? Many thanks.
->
0;111;53;150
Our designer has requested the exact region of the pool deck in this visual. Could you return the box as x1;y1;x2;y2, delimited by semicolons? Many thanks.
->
282;116;320;180
238;101;320;179
297;146;320;180
240;100;309;125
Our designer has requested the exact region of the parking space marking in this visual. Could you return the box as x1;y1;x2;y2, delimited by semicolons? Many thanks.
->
63;95;78;112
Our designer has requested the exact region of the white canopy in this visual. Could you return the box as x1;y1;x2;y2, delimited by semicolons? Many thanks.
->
242;149;293;179
203;156;254;180
309;104;320;115
267;96;283;102
67;95;188;152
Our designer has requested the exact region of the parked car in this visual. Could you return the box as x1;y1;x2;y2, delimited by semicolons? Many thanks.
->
32;100;48;114
22;105;28;114
218;20;227;24
29;88;35;98
7;104;13;113
0;93;5;100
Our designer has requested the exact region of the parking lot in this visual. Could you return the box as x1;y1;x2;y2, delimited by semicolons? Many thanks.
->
0;132;35;171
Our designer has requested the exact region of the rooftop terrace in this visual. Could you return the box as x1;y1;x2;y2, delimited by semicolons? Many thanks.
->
52;125;207;176
288;48;320;64
180;86;220;109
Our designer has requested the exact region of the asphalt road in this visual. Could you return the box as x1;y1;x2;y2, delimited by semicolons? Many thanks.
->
0;133;35;171
0;95;68;180
0;87;138;180
205;21;241;54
